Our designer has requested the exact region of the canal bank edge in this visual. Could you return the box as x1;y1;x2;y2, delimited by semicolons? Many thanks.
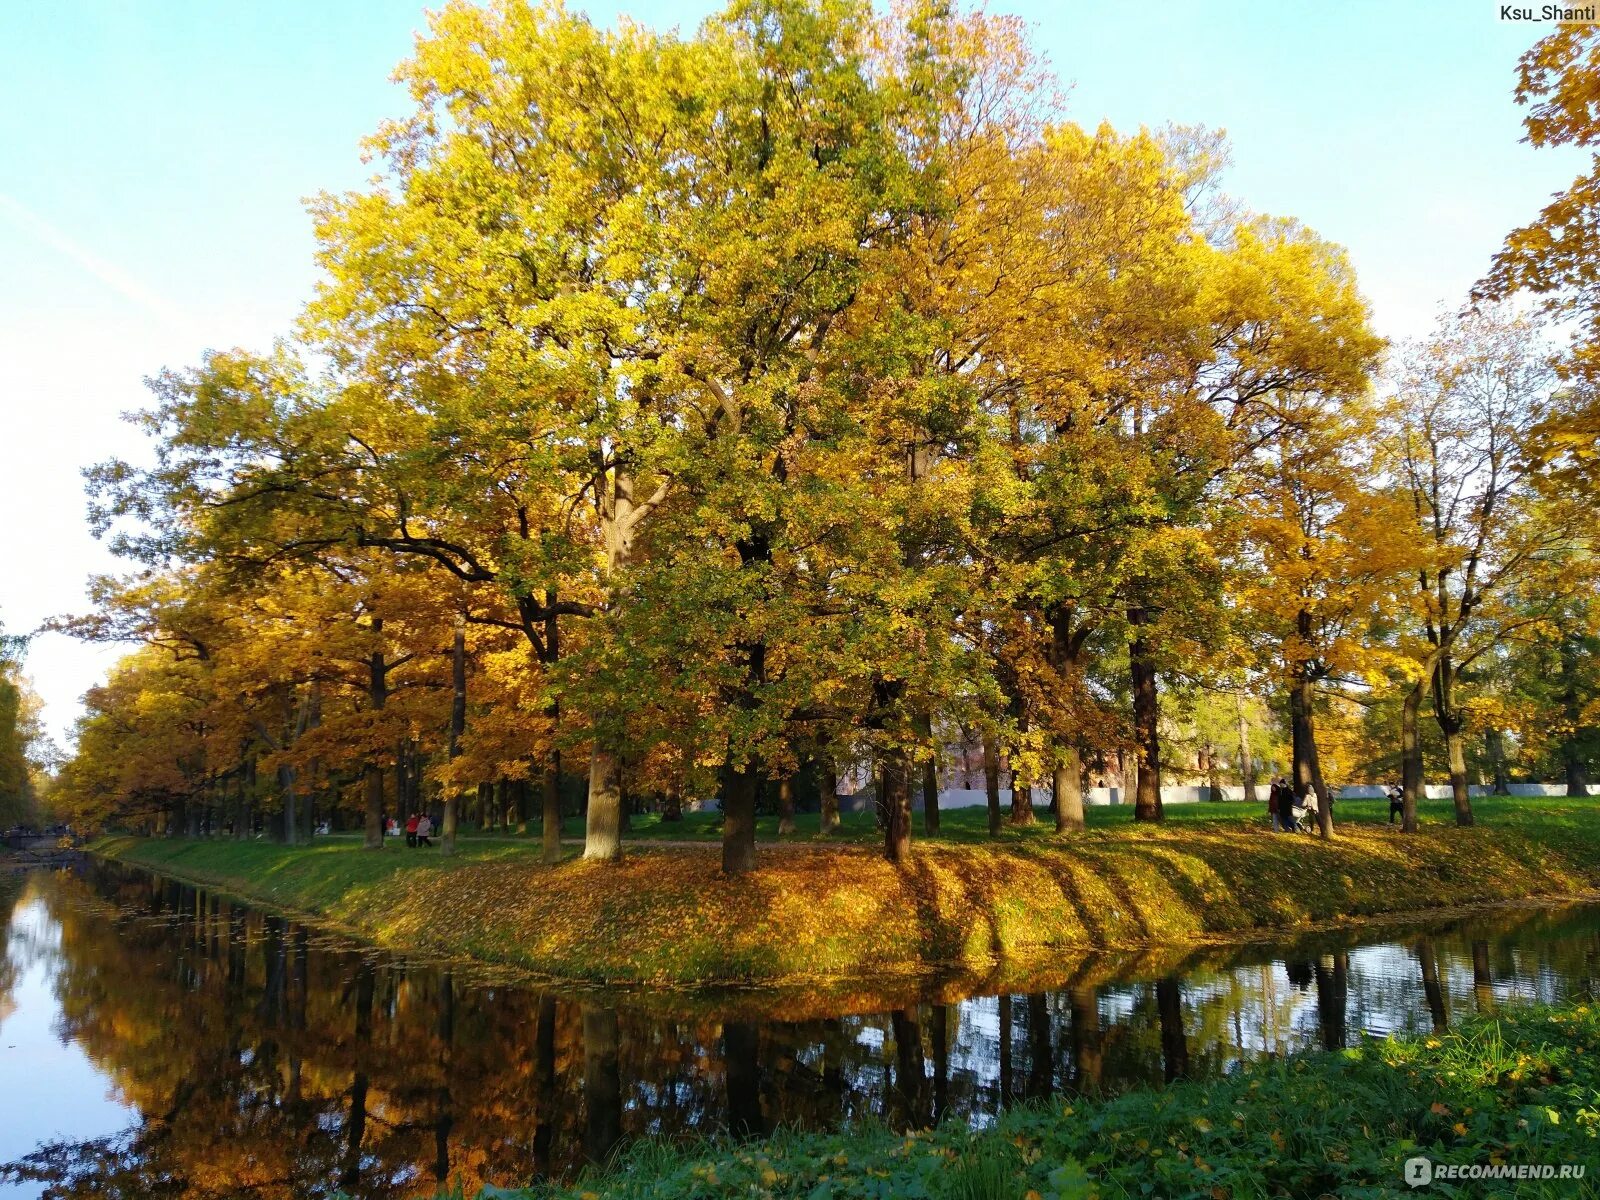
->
90;804;1600;992
505;1003;1600;1200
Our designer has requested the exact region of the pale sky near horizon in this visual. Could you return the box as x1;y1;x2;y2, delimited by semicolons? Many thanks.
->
0;0;1584;746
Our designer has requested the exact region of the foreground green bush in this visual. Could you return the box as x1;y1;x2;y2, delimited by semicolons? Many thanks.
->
503;1005;1600;1199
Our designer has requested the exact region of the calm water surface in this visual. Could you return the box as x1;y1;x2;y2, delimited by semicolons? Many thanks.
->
3;859;1600;1198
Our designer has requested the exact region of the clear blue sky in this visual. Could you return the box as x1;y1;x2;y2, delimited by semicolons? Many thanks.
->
0;0;1580;743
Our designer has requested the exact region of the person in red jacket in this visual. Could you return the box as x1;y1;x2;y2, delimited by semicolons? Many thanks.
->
404;812;419;848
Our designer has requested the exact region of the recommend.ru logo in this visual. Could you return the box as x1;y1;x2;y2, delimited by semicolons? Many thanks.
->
1404;1155;1586;1187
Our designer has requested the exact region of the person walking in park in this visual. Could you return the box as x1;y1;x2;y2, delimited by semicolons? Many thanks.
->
405;812;419;848
1267;778;1282;832
1278;778;1298;833
1300;784;1319;832
1387;783;1404;824
416;813;433;848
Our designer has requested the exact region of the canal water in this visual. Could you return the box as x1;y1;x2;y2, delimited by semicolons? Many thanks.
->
2;859;1598;1198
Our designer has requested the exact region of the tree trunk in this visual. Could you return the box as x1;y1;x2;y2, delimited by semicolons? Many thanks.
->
583;465;656;858
1431;655;1474;826
1560;631;1591;796
304;682;322;842
362;765;382;849
1156;978;1188;1081
1025;993;1053;1099
1289;672;1333;839
1045;606;1089;833
1010;776;1034;825
440;784;457;854
1053;744;1084;833
820;759;840;835
917;713;940;835
1315;953;1349;1050
442;617;467;857
777;775;796;836
1417;939;1448;1033
1235;692;1258;805
723;536;771;861
1401;678;1423;833
394;754;408;829
540;602;564;861
984;732;1002;837
882;749;912;863
339;960;374;1190
277;764;297;846
581;1005;622;1168
722;765;758;876
1069;985;1102;1091
1567;753;1591;800
890;1008;928;1127
1201;743;1221;802
1128;608;1163;822
1472;940;1495;1012
1486;728;1511;795
1446;727;1474;825
532;996;557;1176
433;972;454;1185
364;621;388;850
997;993;1013;1107
237;757;255;841
583;750;623;861
278;686;315;847
724;1020;764;1138
530;747;557;860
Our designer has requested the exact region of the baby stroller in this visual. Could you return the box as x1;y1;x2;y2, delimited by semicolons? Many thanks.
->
1289;789;1320;833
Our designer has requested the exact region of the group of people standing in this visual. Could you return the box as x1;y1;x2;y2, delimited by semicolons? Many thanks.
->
405;812;434;847
1266;777;1320;832
382;813;435;846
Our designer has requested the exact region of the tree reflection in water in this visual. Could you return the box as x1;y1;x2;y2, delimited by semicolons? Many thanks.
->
723;1021;763;1139
4;862;1600;1197
1417;937;1450;1033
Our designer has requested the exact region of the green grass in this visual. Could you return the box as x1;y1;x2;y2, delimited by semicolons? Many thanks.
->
416;794;1587;847
93;796;1600;997
86;834;534;913
488;1001;1600;1199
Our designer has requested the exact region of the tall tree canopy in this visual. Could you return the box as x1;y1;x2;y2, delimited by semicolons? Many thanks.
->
56;0;1597;864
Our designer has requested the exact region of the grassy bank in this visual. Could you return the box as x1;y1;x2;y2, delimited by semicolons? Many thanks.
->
367;793;1600;846
504;1003;1600;1199
400;795;1340;845
93;797;1600;991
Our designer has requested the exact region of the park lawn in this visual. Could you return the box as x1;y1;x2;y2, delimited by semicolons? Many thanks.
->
94;795;1600;993
427;794;1584;846
498;1002;1600;1200
426;793;1473;846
